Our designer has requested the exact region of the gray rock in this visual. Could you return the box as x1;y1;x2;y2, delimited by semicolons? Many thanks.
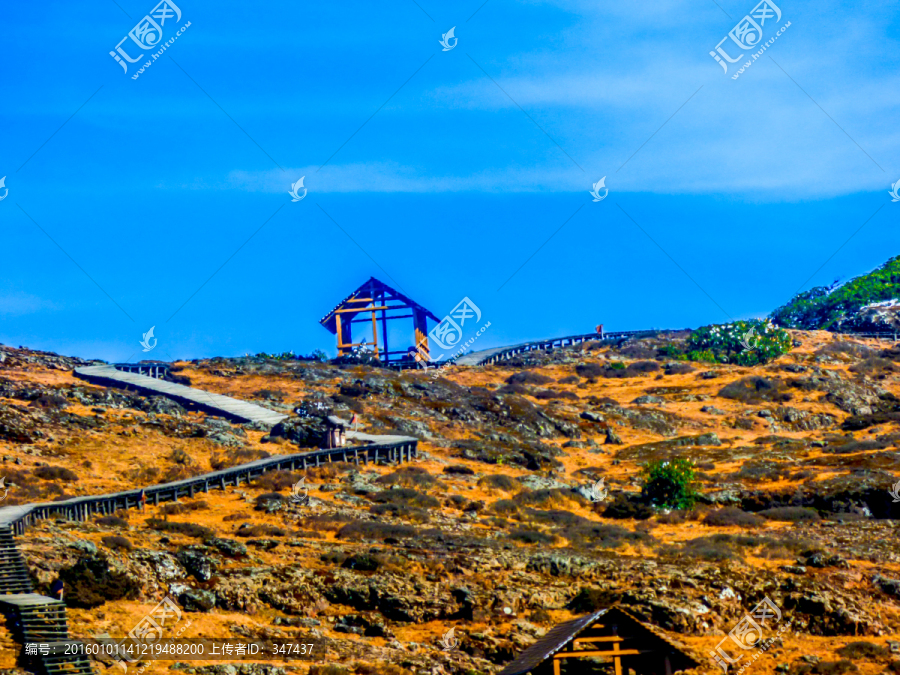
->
176;550;217;582
780;565;807;575
269;416;328;447
134;550;185;582
516;475;571;491
633;395;666;405
605;428;623;445
246;539;280;551
206;537;248;558
68;539;98;555
700;406;726;415
169;583;216;612
580;411;605;423
873;575;900;597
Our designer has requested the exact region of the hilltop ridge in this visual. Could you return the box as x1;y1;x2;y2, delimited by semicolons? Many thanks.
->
1;331;900;675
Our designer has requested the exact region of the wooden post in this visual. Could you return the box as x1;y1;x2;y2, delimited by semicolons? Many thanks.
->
613;638;622;675
413;309;430;360
381;296;390;364
371;307;380;360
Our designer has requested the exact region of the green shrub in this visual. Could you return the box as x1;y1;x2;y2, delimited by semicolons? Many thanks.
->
640;458;698;509
686;349;718;363
610;362;626;370
675;319;792;366
771;254;900;330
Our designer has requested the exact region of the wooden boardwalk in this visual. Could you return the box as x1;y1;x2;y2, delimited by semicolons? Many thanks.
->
453;329;663;366
74;365;288;426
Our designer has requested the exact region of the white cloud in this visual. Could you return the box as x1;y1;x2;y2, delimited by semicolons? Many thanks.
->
0;292;57;317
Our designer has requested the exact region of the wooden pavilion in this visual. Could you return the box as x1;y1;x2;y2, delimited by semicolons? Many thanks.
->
319;278;441;364
499;607;700;675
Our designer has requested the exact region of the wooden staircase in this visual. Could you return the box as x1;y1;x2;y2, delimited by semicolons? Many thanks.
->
0;526;94;675
0;524;33;594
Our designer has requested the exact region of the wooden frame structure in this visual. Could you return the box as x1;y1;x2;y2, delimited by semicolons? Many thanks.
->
319;277;441;364
499;607;700;675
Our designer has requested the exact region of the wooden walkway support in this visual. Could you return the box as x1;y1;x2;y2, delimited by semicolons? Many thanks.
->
113;362;170;379
74;365;288;426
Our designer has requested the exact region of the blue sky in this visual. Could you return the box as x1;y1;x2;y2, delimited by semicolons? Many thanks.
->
1;0;898;362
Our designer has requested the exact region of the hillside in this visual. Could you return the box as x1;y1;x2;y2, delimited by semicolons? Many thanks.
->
771;255;900;331
2;331;900;675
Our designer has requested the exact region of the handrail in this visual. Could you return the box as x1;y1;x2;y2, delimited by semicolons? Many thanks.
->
462;329;668;366
0;435;417;534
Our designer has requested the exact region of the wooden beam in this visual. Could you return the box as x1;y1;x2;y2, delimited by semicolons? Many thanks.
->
573;637;624;644
553;658;560;675
350;314;414;322
335;306;390;313
553;650;640;659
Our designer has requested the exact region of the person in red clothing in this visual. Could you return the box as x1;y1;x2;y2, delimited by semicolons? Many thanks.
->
139;488;147;513
595;324;604;338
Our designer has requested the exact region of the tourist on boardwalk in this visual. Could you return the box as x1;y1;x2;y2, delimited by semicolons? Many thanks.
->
50;577;64;601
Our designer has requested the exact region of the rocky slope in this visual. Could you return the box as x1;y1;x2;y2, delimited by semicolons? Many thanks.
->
2;332;900;675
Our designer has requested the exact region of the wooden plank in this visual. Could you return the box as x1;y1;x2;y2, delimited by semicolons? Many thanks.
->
553;650;640;659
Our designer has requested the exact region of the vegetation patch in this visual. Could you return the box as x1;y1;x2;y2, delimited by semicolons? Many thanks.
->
759;506;821;522
663;319;791;366
33;465;78;481
337;520;417;541
702;507;765;528
719;376;793;404
59;554;140;608
145;518;214;539
640;458;698;510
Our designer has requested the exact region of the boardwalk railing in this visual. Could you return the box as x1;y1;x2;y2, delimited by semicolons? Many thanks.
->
0;435;417;535
455;329;669;367
0;433;417;675
113;362;171;379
